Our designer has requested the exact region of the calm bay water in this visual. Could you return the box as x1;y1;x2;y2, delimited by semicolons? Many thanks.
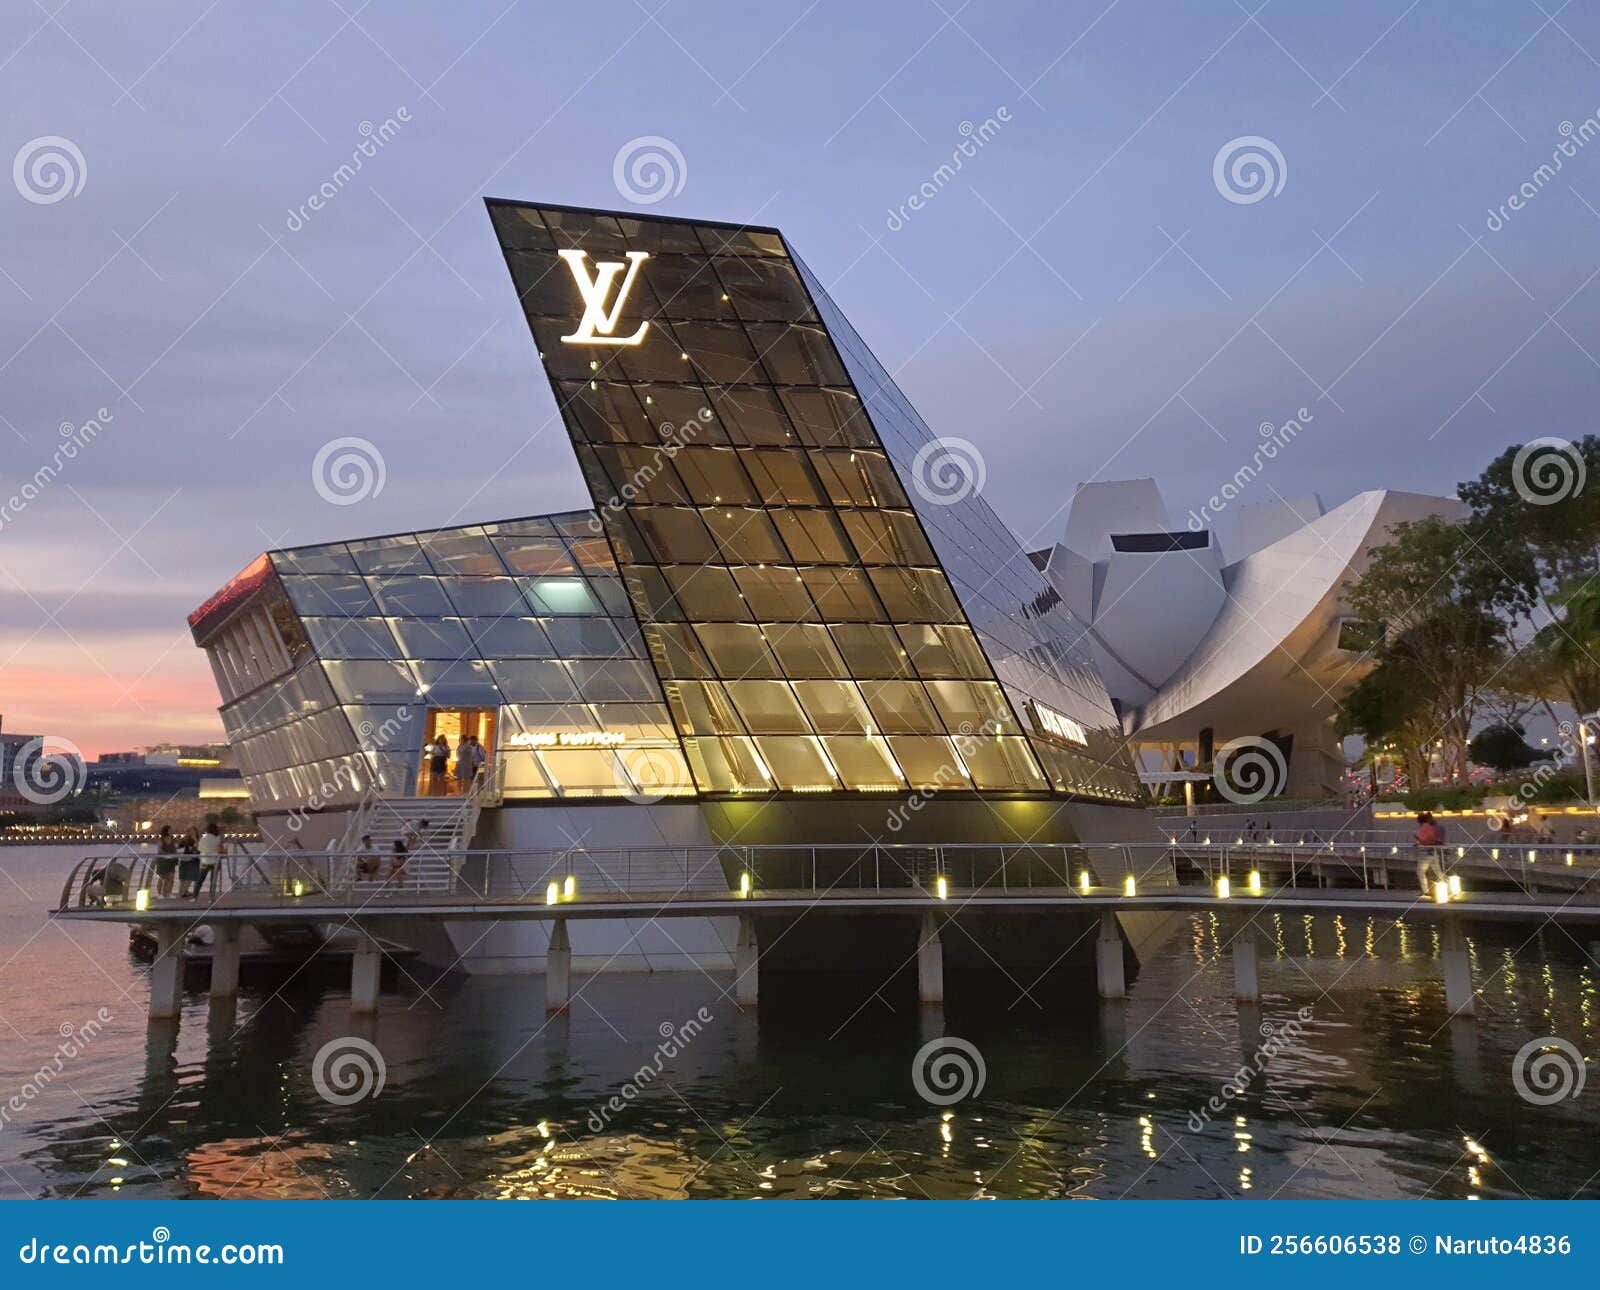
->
1;843;1596;1200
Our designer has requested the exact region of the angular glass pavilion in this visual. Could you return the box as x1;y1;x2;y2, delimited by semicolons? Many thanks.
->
190;201;1143;849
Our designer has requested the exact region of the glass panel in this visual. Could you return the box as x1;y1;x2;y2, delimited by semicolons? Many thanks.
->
802;568;882;621
371;576;452;616
301;617;401;660
682;736;771;792
409;659;498;704
672;321;761;384
693;622;779;678
859;680;942;733
670;680;746;735
491;662;578;703
725;680;811;733
523;577;602;615
391;617;474;660
280;574;375;617
748;324;849;385
831;623;913;677
323;659;419;703
542;617;624;657
418;529;505;575
665;566;745;620
925;680;1021;734
644;623;712;677
750;736;837;790
715;256;817;323
566;533;617;573
568;659;658;701
741;448;821;505
791;680;872;733
589;703;677;742
274;545;358;575
636;385;724;443
885;736;971;790
538;749;631;794
708;386;797;445
347;534;428;576
959;735;1048;791
867;567;961;622
762;622;847;677
617;745;696;796
672;447;757;504
772;509;850;564
732;566;816;620
589;444;692;504
440;577;526;615
898;624;993;679
810;450;909;507
699;507;787;562
632;507;718;563
778;388;877;448
840;510;936;565
491;531;580;575
467;617;554;657
821;736;904;789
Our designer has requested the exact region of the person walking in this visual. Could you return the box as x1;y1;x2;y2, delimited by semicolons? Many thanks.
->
1414;812;1445;893
154;825;178;898
454;736;474;795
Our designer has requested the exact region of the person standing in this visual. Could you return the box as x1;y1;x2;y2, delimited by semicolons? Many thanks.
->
154;825;178;898
428;735;449;795
178;829;201;897
454;735;474;795
196;822;226;900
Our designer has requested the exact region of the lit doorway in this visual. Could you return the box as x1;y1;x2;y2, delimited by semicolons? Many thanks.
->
419;707;498;797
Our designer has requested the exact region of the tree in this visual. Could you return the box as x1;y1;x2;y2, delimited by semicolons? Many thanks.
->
1342;516;1515;780
1336;643;1435;790
1467;721;1554;773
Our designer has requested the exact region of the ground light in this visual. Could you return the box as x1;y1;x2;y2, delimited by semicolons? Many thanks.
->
563;874;576;900
1528;850;1537;864
1079;870;1091;893
1449;874;1462;898
1123;874;1137;897
1216;875;1231;899
739;871;751;897
1568;852;1575;866
292;879;305;898
545;881;558;906
934;875;949;900
134;889;149;912
1248;870;1262;895
1434;879;1452;904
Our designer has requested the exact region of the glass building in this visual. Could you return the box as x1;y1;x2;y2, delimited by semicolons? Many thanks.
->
191;201;1142;833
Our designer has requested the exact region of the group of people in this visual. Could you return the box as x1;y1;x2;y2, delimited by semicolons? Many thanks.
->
152;822;227;899
355;820;426;885
425;734;488;796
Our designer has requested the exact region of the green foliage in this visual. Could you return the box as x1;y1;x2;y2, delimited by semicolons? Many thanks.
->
1401;785;1486;811
1468;721;1554;773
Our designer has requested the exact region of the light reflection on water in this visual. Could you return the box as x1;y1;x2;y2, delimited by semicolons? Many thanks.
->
1;845;1596;1199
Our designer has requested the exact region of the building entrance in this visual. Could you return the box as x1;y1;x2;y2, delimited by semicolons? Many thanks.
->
419;707;498;797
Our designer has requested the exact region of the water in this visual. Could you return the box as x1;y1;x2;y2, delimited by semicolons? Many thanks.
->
2;844;1596;1199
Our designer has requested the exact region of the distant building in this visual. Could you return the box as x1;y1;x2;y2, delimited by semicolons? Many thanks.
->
0;717;44;815
1033;481;1466;798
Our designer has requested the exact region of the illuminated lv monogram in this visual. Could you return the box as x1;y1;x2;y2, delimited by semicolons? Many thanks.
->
557;249;650;345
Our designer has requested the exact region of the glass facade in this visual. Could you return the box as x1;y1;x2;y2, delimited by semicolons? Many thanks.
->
489;199;1139;801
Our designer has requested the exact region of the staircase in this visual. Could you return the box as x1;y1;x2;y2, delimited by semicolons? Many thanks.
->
339;768;492;857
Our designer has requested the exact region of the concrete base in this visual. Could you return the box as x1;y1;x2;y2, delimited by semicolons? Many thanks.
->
917;912;944;1005
735;915;759;1009
1233;930;1261;1004
546;919;571;1015
351;939;382;1013
1441;917;1475;1018
1096;910;1126;1000
147;924;185;1022
209;924;241;1000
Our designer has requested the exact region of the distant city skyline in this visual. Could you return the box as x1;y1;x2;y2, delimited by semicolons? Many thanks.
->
4;2;1599;757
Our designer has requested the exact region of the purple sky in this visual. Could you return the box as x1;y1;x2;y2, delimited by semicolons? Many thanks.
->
2;0;1597;756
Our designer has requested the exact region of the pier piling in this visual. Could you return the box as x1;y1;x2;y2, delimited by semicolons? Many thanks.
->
350;937;382;1013
1096;910;1126;1000
735;915;759;1009
1232;927;1261;1004
916;912;944;1006
545;919;571;1015
1441;917;1475;1018
147;924;185;1022
209;924;241;1000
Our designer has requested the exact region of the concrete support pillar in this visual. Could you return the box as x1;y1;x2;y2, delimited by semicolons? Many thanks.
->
1441;917;1475;1019
735;915;759;1010
147;923;185;1023
209;924;241;1000
351;938;382;1014
1233;928;1261;1004
545;919;571;1015
1096;910;1126;1000
917;912;944;1006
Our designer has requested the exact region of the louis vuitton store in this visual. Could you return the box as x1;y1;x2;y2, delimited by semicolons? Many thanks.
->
189;200;1150;875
